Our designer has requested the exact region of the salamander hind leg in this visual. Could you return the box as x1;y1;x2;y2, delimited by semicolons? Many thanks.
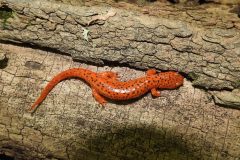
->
92;88;107;106
146;69;157;76
151;88;161;97
98;71;118;80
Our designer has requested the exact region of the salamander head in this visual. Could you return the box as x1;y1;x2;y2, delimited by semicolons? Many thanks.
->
157;71;184;89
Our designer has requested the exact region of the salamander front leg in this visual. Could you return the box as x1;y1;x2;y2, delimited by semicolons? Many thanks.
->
92;88;107;106
146;69;157;76
99;71;118;80
151;88;161;97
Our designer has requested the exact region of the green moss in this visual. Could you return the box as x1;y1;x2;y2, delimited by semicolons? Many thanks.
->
0;6;13;29
188;72;199;80
234;79;240;88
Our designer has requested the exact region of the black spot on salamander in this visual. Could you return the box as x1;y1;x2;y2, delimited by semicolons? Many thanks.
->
136;90;140;94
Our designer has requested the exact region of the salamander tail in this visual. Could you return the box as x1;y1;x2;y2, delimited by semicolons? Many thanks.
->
29;68;94;112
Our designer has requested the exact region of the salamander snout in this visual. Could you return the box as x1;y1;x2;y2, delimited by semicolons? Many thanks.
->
158;72;184;89
170;72;184;88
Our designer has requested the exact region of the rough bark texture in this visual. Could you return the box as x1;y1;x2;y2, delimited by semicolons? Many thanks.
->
0;0;240;91
0;0;240;159
1;0;240;109
0;43;240;160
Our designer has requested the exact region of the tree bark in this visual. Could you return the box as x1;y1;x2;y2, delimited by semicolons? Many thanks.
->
0;0;240;90
0;0;240;159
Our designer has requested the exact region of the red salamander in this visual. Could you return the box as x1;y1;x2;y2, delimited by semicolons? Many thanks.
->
30;68;184;111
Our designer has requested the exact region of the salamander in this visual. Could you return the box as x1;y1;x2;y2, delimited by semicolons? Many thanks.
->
30;68;184;111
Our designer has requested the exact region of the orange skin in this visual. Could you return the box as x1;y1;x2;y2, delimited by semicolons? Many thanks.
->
30;68;184;111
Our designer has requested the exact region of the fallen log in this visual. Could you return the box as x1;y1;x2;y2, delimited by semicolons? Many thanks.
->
0;0;240;159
